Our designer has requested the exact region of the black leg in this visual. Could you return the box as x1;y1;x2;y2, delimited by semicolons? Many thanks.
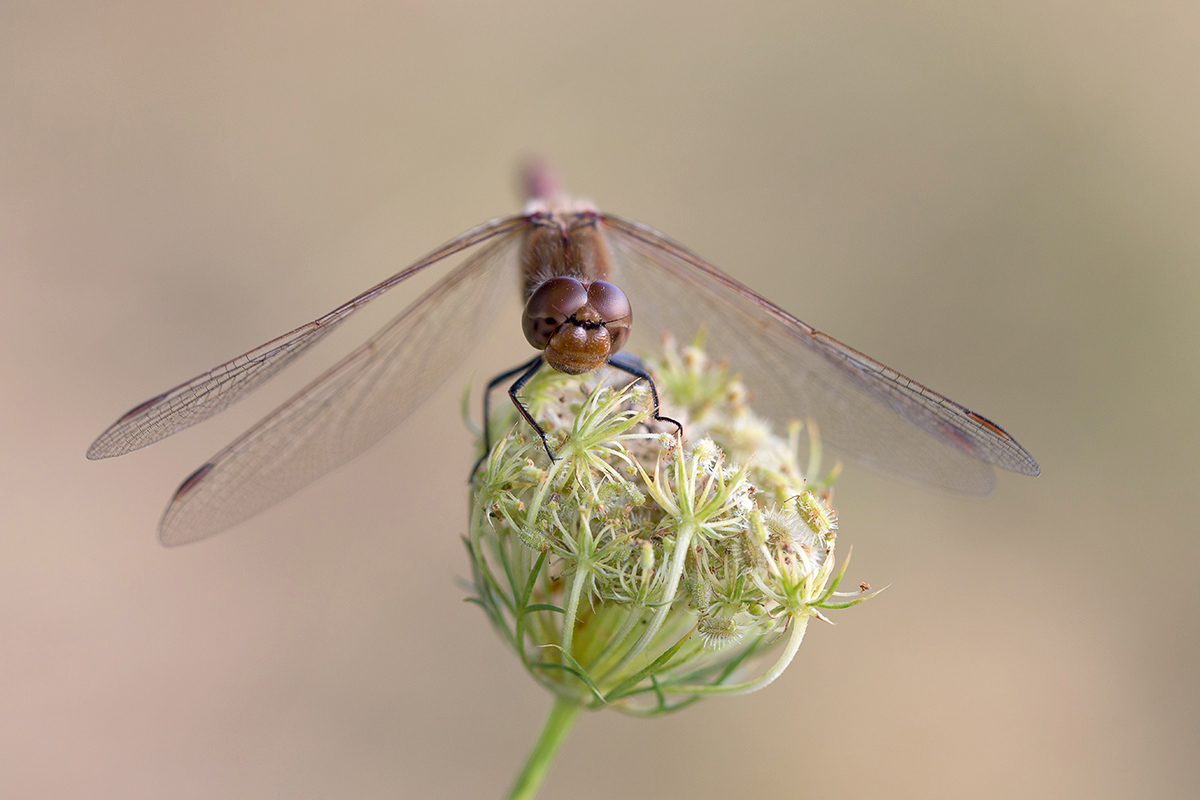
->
606;354;684;440
473;355;550;477
507;356;557;462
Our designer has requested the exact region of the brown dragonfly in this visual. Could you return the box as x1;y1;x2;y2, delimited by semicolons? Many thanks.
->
89;166;1039;546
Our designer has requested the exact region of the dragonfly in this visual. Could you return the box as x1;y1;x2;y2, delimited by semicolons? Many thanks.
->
89;165;1039;546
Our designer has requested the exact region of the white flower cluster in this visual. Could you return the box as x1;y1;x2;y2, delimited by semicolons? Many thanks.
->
467;339;875;714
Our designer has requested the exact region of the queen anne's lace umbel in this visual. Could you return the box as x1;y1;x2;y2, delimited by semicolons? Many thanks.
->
467;339;878;714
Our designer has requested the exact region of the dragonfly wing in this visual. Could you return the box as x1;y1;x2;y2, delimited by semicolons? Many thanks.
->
601;214;1039;493
87;215;529;460
158;230;527;545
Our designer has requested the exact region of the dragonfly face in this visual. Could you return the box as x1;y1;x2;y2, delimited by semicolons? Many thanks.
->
89;167;1039;546
521;275;632;375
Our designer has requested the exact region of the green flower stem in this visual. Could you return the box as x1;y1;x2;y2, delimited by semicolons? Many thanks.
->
601;525;695;682
587;604;645;678
506;695;584;800
558;553;589;662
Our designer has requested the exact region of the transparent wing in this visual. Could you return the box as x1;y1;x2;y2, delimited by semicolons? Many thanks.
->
600;214;1039;494
87;215;529;460
158;231;527;545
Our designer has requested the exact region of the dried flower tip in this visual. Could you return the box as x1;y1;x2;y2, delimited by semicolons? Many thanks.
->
630;382;652;409
682;345;708;371
686;576;714;608
692;437;721;465
794;491;838;537
726;380;748;406
697;615;742;649
519;463;547;483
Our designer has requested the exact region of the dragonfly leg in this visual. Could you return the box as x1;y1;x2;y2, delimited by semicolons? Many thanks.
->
607;354;684;441
473;354;551;477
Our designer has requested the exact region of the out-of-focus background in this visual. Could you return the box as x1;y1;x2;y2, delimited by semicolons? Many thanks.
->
3;2;1196;798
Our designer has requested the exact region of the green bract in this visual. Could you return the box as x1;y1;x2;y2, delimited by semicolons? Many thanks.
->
467;339;876;715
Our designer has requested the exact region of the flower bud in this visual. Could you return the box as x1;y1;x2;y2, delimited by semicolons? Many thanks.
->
467;338;876;713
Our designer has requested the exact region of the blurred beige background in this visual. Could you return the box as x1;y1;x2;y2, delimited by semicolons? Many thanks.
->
3;1;1196;798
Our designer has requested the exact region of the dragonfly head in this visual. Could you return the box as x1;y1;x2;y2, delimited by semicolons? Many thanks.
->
522;277;631;375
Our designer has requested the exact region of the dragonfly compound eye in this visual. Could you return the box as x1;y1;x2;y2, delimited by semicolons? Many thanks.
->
586;280;631;354
522;277;588;349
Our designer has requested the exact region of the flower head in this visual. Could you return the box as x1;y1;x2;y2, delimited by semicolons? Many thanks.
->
467;338;877;714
